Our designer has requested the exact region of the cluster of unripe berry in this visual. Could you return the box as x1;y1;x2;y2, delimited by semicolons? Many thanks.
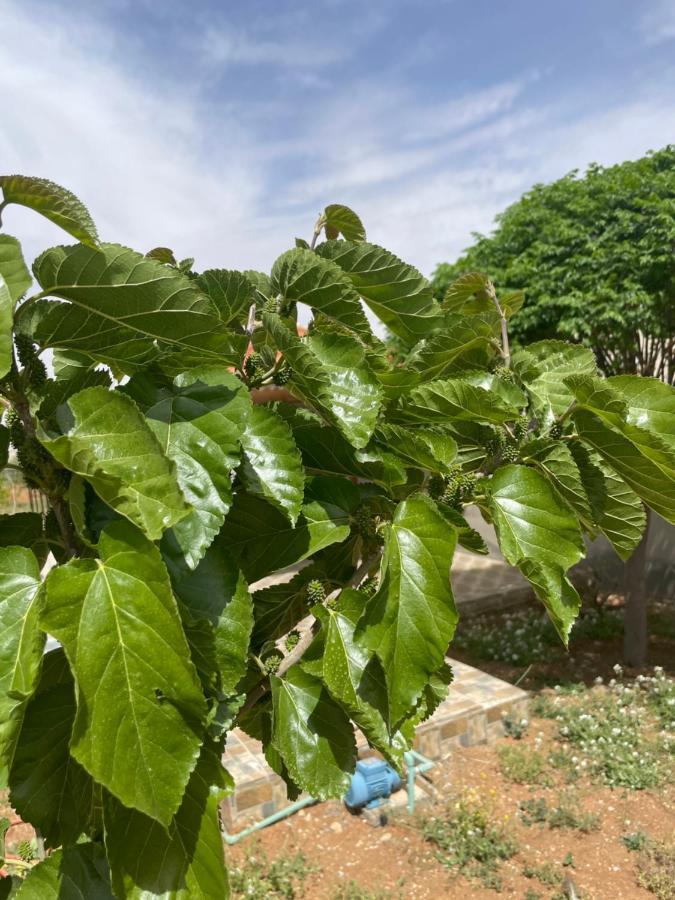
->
428;466;477;509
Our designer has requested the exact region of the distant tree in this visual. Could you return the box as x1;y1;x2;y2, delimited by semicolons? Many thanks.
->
432;146;675;383
431;147;675;666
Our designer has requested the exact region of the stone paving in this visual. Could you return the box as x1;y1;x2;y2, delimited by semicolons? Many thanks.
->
221;658;529;830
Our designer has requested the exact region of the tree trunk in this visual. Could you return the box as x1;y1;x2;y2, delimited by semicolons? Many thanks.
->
622;509;651;667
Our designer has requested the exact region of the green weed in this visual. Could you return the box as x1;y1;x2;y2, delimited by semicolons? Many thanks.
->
498;745;551;786
421;798;518;890
230;846;317;899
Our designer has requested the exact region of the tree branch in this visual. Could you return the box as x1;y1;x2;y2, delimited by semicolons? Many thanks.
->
487;281;510;367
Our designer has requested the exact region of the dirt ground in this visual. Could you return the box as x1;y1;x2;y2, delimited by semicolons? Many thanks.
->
228;618;675;900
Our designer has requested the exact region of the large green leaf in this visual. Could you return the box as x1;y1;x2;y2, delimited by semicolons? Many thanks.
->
395;377;521;425
171;546;253;697
408;313;496;380
525;440;594;525
487;464;584;570
196;268;255;327
9;650;93;848
373;424;457;473
315;241;443;344
240;405;305;525
569;442;646;560
323;204;366;242
263;314;381;448
270;666;356;799
0;547;44;785
289;418;406;489
271;248;371;337
124;367;249;567
250;564;323;649
608;375;675;451
513;340;597;424
573;409;675;525
14;843;113;899
103;742;230;900
517;560;581;645
312;592;407;766
0;176;99;247
357;494;458;729
0;235;31;302
306;332;382;449
32;243;238;373
0;275;12;381
220;477;356;582
0;515;50;568
40;386;190;541
41;522;206;825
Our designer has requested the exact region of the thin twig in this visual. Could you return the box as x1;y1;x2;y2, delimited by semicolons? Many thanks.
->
487;281;510;368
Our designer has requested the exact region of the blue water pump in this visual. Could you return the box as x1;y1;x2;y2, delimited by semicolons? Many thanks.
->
343;758;402;810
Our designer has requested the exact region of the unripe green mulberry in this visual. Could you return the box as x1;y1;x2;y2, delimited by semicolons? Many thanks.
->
513;417;528;441
285;630;300;651
264;651;284;674
353;505;380;542
494;365;516;384
273;364;293;386
306;579;326;605
17;840;34;862
501;442;520;463
549;422;563;440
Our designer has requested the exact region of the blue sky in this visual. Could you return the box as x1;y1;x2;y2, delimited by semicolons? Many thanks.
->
2;0;675;277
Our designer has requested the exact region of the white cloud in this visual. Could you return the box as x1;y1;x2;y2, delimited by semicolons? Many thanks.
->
200;25;346;68
639;0;675;45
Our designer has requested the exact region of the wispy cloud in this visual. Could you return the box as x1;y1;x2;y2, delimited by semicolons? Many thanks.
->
200;25;346;68
638;0;675;45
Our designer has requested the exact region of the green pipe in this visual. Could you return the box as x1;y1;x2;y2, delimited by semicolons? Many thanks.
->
222;795;316;845
404;749;435;815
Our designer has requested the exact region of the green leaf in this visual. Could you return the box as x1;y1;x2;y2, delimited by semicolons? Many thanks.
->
171;546;253;697
289;419;407;489
487;464;585;570
408;313;496;380
271;248;371;337
103;742;230;900
0;176;99;247
220;477;355;583
513;340;597;423
435;504;489;554
573;409;675;525
14;843;113;899
306;332;382;449
525;440;594;525
146;247;177;265
0;515;50;568
323;204;366;242
0;426;8;469
41;521;206;825
373;424;457;473
0;235;31;303
396;377;521;425
442;271;492;313
270;667;356;799
568;441;646;559
263;315;382;449
251;564;323;649
0;547;44;785
316;240;443;344
197;269;255;327
33;243;238;373
0;275;13;381
608;375;675;452
40;386;191;541
9;650;93;848
125;367;249;567
357;494;458;729
313;592;407;766
240;405;305;525
517;560;581;645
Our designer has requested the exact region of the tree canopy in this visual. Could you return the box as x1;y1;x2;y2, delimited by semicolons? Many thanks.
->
431;147;675;383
